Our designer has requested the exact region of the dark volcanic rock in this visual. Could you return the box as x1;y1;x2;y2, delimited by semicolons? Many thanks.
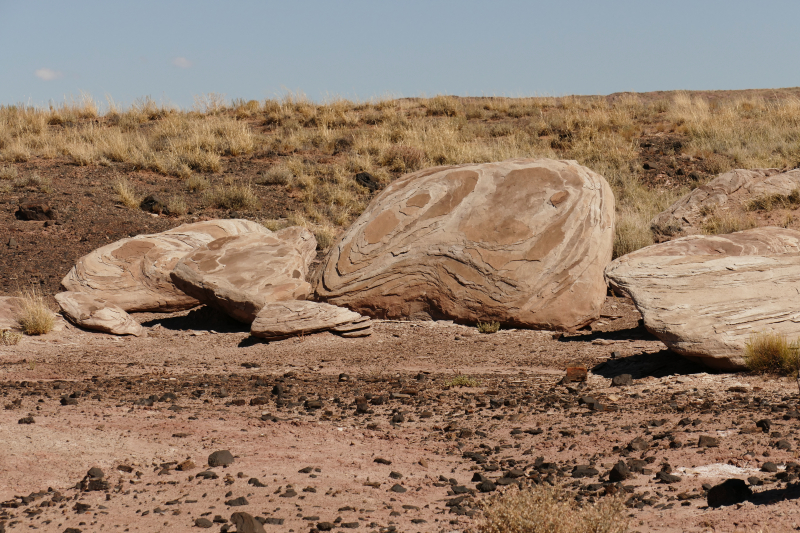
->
698;435;720;448
225;496;248;506
571;465;599;478
707;479;752;508
195;517;213;528
608;461;631;482
230;511;266;533
15;200;55;221
208;450;235;467
761;461;778;473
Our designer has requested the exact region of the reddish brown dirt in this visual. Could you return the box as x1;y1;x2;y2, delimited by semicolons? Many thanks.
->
2;294;800;533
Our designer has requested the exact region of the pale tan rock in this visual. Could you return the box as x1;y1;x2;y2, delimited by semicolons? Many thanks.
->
251;300;364;339
54;292;144;336
604;227;800;369
170;228;316;323
651;168;800;237
0;296;25;331
61;219;269;312
316;158;615;330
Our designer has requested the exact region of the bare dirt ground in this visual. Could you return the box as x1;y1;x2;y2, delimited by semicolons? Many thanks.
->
3;294;800;533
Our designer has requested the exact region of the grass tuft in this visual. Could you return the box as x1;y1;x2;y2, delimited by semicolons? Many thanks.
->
744;331;800;375
114;178;140;209
477;484;628;533
477;321;501;334
745;189;800;212
447;375;481;387
203;178;260;210
1;329;22;346
16;289;55;336
701;211;757;235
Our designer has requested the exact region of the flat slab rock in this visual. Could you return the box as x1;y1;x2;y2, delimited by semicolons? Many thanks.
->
251;300;367;340
316;158;614;330
55;292;144;336
651;168;800;237
170;227;317;323
61;219;270;312
605;227;800;369
0;296;26;331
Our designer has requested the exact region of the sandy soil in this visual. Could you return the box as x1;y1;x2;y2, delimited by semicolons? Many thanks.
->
2;295;800;533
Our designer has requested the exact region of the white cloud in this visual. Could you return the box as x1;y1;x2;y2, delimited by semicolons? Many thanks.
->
172;57;192;69
35;68;63;81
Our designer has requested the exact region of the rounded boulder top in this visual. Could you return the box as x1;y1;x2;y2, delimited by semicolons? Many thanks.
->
208;449;235;467
316;158;615;331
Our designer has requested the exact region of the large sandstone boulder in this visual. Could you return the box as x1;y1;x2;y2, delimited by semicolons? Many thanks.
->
651;168;800;237
604;227;800;369
55;292;144;336
170;227;317;323
316;158;615;330
251;300;368;340
61;219;270;312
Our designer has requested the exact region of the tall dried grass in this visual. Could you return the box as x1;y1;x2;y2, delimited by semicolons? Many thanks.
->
4;91;800;256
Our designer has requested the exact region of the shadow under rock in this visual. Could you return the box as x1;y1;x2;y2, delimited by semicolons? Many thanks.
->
748;482;800;506
558;321;660;344
141;305;249;333
591;349;720;380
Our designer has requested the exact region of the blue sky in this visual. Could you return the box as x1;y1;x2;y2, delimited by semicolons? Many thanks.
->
2;0;799;109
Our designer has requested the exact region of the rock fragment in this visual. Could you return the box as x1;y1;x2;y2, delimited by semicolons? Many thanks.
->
55;291;144;336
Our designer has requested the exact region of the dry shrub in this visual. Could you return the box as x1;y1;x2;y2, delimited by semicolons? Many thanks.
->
256;164;293;186
447;375;480;387
203;178;260;210
477;321;501;334
13;172;52;193
185;174;210;192
167;196;188;216
744;331;800;375
702;211;757;235
614;208;653;258
425;95;462;117
0;165;18;180
114;178;140;208
312;225;336;250
477;484;628;533
746;189;800;212
16;289;55;336
379;144;425;173
1;329;22;346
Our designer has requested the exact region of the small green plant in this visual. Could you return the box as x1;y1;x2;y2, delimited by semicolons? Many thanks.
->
477;321;501;334
447;375;481;388
16;289;55;336
477;483;629;533
1;329;22;346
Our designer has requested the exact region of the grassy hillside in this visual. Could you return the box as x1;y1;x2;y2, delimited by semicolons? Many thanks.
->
3;90;800;255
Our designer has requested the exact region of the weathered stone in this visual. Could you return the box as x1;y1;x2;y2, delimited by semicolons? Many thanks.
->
251;300;364;340
208;450;234;467
707;478;752;508
170;227;316;323
61;220;269;312
651;168;800;238
230;511;266;533
0;296;25;331
15;200;55;221
605;227;800;369
316;158;615;331
55;291;144;336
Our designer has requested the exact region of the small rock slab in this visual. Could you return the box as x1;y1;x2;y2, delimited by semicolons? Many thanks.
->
251;300;366;340
15;200;55;221
652;168;800;238
171;227;316;323
605;227;800;369
230;511;266;533
62;219;270;312
0;296;25;331
55;291;144;336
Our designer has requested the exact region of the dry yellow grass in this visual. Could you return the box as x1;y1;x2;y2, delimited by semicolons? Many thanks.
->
4;91;800;255
1;329;22;345
744;331;800;375
477;484;628;533
16;289;55;336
